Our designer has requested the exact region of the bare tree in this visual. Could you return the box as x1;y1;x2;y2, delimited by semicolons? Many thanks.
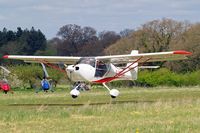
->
120;29;134;37
57;24;98;56
166;23;200;71
105;18;190;54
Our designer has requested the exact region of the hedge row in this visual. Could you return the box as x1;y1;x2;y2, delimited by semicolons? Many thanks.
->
4;65;200;88
111;68;200;87
137;68;200;87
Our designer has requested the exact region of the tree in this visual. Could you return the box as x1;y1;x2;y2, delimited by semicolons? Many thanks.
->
0;27;47;64
16;27;23;37
105;18;190;55
99;31;121;54
10;64;65;89
37;37;61;56
140;18;190;52
23;28;46;55
120;29;134;37
166;23;200;72
0;28;8;47
57;24;98;56
104;18;194;71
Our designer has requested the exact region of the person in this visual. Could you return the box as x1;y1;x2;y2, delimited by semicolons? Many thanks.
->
41;77;50;92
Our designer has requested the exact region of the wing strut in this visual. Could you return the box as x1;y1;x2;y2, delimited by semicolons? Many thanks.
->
93;57;151;83
36;59;67;74
114;57;151;78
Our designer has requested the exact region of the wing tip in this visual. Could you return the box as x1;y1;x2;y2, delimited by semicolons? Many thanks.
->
173;50;192;55
3;55;9;59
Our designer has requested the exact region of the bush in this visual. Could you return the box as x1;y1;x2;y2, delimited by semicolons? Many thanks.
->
136;68;200;87
8;64;65;89
109;68;200;87
5;65;200;89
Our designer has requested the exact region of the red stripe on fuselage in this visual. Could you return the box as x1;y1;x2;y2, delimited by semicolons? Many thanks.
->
93;77;118;83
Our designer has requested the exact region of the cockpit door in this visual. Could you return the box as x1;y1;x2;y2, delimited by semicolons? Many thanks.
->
94;60;108;77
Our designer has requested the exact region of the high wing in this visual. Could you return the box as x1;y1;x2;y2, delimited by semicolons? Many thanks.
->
3;55;81;64
3;50;191;64
95;50;192;64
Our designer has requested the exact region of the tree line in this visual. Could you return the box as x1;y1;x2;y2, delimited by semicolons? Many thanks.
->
105;18;200;72
0;27;46;56
1;18;200;72
47;24;131;56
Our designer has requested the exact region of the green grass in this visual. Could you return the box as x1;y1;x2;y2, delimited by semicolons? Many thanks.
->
0;86;200;133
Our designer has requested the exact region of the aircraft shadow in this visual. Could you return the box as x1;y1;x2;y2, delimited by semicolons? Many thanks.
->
8;100;155;107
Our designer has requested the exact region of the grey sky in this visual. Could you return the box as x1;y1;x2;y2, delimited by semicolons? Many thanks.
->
0;0;200;39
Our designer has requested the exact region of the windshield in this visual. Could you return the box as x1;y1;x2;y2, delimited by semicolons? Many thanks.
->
76;57;96;67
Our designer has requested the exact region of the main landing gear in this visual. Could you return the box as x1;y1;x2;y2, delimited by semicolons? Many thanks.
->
102;83;120;98
70;82;120;99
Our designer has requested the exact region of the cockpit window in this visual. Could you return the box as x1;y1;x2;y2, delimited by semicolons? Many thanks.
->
95;60;108;77
76;57;96;67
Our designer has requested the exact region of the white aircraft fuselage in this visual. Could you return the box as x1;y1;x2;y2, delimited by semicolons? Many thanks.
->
66;57;138;83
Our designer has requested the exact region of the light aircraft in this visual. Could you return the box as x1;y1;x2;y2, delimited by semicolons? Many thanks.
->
3;50;191;98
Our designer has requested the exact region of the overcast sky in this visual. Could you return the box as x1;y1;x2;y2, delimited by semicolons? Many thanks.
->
0;0;200;39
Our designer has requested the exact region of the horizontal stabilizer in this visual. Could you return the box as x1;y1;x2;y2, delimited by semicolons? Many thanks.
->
139;66;160;69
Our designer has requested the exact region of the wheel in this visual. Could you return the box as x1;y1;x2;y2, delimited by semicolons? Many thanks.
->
70;89;80;99
110;95;116;98
110;89;119;98
71;95;78;98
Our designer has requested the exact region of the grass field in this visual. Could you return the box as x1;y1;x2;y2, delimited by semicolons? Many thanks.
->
1;86;200;133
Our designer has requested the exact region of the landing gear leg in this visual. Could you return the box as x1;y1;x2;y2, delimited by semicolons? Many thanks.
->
70;82;91;98
102;83;120;98
70;83;80;99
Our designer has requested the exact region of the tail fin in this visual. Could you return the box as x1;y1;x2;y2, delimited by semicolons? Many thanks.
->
127;50;138;80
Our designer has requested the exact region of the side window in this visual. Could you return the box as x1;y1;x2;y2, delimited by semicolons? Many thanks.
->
95;61;108;77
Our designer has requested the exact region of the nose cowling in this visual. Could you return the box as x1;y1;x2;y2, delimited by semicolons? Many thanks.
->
66;65;74;72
